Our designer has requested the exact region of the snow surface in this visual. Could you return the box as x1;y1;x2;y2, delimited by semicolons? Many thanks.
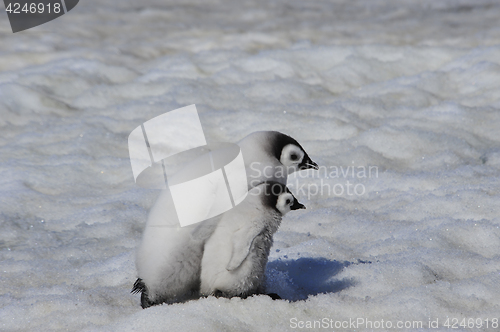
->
1;0;500;331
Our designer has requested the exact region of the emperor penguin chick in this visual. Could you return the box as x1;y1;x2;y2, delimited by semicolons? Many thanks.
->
133;188;219;308
200;182;305;298
133;132;317;308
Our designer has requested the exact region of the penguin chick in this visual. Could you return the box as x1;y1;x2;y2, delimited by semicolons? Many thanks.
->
238;131;318;188
200;182;305;299
133;131;316;308
134;187;219;308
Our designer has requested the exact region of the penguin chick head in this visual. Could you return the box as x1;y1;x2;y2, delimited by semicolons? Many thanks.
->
279;143;318;173
269;132;318;173
258;182;305;216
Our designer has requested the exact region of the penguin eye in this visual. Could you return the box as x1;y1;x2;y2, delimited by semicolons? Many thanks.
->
290;154;298;161
285;199;291;205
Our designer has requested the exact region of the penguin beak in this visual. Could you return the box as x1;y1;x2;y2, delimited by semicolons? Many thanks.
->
291;200;306;210
299;156;319;170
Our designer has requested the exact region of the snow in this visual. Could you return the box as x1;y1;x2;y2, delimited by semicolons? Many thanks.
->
1;0;500;331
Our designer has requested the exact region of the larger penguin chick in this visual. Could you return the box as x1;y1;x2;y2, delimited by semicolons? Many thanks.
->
200;182;305;299
134;188;220;308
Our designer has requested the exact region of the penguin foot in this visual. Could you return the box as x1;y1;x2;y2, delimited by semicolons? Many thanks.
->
266;293;281;300
213;290;224;298
131;278;146;295
141;292;154;309
131;278;155;309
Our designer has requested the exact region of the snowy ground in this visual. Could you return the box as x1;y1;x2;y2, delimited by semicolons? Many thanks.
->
1;0;500;331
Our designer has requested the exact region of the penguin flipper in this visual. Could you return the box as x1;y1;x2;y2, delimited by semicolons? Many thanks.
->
226;227;261;271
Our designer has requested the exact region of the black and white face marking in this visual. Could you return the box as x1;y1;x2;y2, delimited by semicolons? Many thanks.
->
259;182;306;215
280;144;305;171
279;144;319;172
276;191;305;215
269;131;318;172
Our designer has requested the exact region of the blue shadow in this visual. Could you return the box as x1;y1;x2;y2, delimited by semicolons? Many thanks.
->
265;257;356;301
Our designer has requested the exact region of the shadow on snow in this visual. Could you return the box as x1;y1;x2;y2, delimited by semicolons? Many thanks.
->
265;257;360;301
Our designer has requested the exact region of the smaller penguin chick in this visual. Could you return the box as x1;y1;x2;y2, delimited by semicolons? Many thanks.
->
200;182;305;299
